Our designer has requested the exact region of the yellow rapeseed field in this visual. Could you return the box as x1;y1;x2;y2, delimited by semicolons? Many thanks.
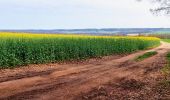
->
0;32;160;68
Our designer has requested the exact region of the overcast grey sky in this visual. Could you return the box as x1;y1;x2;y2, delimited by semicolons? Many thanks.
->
0;0;170;29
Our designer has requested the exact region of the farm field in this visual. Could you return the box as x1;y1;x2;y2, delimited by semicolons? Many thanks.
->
0;32;160;68
0;33;170;100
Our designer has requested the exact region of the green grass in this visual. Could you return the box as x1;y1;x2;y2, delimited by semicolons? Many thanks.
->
135;51;158;61
0;33;160;69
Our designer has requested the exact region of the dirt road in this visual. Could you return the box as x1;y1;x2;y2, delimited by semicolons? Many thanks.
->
0;42;170;100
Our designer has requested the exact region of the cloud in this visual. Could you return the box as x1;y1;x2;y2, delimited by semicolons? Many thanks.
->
0;0;170;29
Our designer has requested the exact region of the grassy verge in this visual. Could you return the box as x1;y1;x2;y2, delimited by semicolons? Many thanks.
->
135;51;158;61
162;39;170;43
162;53;170;75
159;52;170;88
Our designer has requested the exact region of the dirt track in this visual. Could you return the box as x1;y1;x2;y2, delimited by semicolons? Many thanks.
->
0;42;170;100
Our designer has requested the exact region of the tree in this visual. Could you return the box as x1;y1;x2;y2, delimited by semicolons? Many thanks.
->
138;0;170;15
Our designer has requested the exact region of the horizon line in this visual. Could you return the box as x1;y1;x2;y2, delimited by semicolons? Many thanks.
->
0;28;170;30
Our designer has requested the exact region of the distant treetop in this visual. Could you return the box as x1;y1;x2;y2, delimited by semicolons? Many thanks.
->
138;0;170;15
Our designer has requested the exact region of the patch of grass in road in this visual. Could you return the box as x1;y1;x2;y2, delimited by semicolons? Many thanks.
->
135;51;158;61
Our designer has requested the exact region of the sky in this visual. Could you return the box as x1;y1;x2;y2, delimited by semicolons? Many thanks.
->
0;0;170;29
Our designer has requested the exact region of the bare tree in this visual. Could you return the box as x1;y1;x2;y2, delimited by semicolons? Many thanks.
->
138;0;170;15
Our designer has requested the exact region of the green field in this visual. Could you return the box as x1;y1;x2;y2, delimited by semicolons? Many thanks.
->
0;33;160;68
